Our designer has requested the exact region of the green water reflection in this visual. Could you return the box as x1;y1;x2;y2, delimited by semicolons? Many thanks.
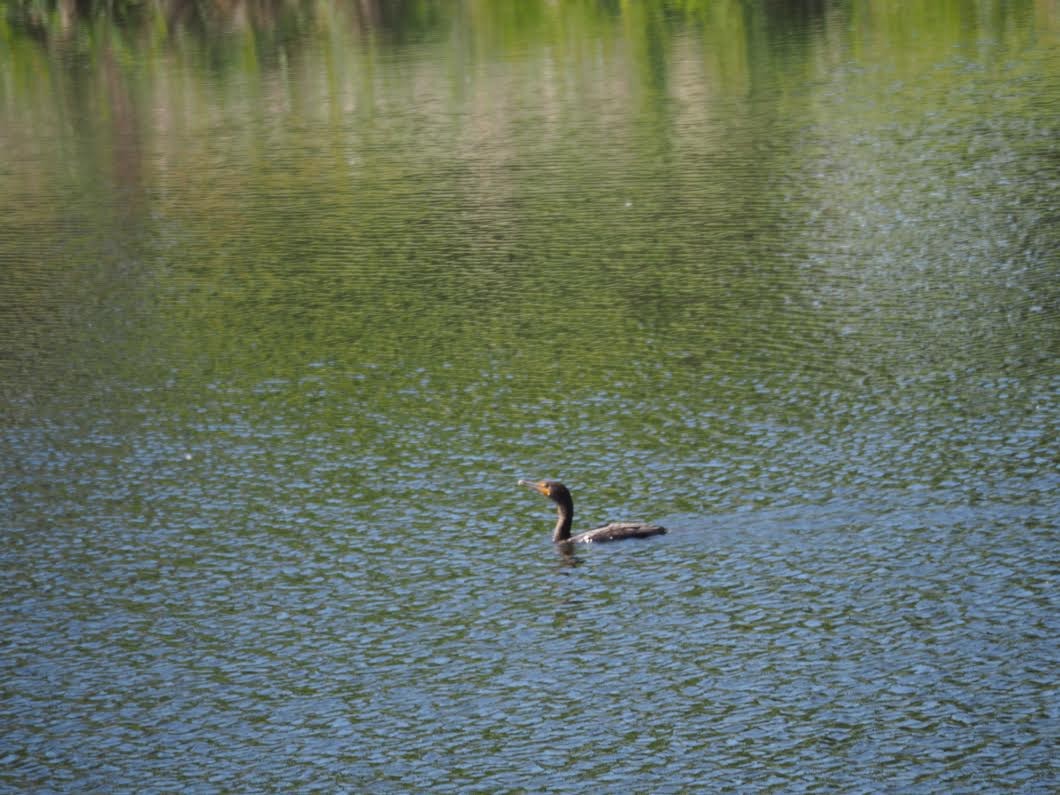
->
3;0;1056;411
0;3;1057;788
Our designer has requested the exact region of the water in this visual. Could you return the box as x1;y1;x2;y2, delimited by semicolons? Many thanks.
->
1;1;1058;790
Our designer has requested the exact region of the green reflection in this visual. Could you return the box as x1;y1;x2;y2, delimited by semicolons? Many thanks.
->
0;0;1056;421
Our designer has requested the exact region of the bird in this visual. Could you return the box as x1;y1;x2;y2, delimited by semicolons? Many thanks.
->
518;479;667;543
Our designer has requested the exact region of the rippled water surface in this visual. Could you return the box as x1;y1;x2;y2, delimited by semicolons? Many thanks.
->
2;1;1058;790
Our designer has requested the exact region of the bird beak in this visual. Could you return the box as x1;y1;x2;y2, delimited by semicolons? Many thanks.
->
518;479;549;495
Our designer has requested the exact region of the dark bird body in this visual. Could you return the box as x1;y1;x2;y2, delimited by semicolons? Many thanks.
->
518;479;667;543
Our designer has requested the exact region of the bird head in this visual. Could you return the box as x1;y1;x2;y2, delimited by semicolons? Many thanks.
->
518;479;570;504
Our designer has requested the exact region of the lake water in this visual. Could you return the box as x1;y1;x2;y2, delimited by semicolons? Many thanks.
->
1;0;1058;790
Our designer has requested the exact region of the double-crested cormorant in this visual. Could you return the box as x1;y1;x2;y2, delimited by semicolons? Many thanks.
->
518;479;667;543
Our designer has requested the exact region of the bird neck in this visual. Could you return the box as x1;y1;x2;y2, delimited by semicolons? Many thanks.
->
552;498;573;542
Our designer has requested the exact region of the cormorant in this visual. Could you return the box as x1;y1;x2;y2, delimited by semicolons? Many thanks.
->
518;479;667;543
